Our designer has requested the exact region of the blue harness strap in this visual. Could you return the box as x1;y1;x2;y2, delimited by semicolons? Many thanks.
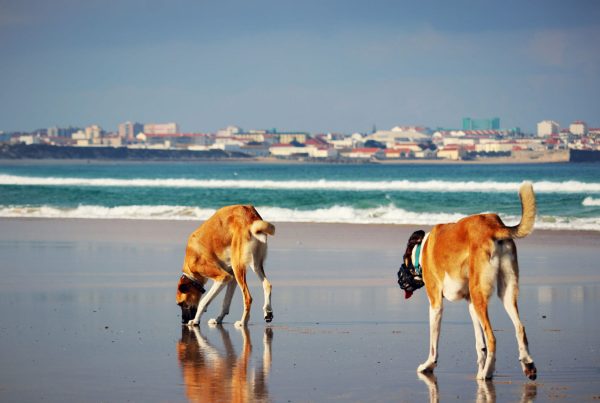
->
414;242;422;276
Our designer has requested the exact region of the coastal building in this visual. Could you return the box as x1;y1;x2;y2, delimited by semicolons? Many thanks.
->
462;117;500;130
383;148;414;159
16;134;41;145
365;126;431;148
325;133;364;149
437;145;467;160
136;133;213;149
569;121;588;136
102;134;122;147
143;122;179;135
269;143;337;159
118;122;144;142
85;125;103;145
278;132;309;144
341;147;385;160
537;120;560;137
48;126;81;138
216;126;242;137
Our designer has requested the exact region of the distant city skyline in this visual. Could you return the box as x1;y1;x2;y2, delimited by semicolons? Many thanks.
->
1;0;599;133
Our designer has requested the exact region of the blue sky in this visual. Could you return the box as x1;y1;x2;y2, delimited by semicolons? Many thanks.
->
1;0;599;133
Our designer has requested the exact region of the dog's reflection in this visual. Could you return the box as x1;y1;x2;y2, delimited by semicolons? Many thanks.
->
418;372;537;403
177;325;272;403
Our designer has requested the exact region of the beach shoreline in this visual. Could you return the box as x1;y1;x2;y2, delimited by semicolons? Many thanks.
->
1;217;600;401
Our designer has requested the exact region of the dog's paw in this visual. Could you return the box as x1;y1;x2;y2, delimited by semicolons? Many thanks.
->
264;311;273;323
208;318;222;327
187;319;199;326
234;320;247;328
476;371;493;380
523;362;537;380
417;361;436;373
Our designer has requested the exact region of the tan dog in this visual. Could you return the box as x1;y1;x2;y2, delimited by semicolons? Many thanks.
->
176;205;275;327
404;182;537;380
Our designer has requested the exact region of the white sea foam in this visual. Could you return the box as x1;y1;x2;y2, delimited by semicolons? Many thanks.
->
1;174;600;193
1;204;598;231
582;197;600;206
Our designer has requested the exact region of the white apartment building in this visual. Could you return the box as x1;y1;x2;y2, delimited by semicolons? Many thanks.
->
569;121;588;136
537;120;559;137
85;125;102;139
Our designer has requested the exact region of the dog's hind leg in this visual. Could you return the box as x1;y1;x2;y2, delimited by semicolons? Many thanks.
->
188;280;227;326
418;290;443;374
470;244;498;380
468;299;487;374
251;245;273;323
209;280;237;326
498;240;537;380
233;266;252;328
471;292;496;380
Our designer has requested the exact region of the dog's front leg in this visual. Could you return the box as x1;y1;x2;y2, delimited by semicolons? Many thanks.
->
208;280;236;326
188;281;226;326
418;304;443;373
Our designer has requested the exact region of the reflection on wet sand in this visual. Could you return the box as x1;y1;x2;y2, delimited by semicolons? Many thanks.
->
418;372;537;403
177;326;272;403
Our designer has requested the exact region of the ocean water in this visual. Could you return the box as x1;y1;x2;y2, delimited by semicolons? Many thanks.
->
0;161;599;231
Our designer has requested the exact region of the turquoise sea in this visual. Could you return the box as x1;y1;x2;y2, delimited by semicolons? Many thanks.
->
0;161;599;231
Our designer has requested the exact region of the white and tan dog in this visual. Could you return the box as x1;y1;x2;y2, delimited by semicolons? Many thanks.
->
176;205;275;328
404;182;537;380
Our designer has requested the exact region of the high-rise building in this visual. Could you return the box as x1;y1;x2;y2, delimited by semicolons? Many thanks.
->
569;121;588;136
118;122;144;141
537;120;560;137
462;117;500;130
85;125;102;139
47;126;82;138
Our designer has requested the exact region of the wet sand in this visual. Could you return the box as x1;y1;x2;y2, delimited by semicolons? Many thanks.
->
1;218;599;402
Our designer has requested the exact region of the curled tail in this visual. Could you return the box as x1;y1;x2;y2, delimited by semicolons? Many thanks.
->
250;220;276;243
497;182;536;239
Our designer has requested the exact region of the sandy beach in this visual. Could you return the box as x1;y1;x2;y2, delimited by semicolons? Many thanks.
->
1;218;599;402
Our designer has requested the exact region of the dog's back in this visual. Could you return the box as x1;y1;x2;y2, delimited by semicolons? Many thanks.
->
425;182;536;271
184;205;274;275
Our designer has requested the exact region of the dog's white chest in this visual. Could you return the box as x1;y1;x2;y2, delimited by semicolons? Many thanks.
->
442;275;469;301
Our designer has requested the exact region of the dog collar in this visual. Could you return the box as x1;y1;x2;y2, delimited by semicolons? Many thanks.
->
182;272;205;292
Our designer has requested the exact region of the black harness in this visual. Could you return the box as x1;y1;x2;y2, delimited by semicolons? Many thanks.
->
397;259;424;293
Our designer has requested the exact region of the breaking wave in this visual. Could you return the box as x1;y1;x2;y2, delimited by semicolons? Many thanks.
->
583;197;600;206
1;174;600;193
1;204;598;231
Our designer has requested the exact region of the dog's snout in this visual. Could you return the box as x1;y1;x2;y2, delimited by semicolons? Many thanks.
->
180;305;198;324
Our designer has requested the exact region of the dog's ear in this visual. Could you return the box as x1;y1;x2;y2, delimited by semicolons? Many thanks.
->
408;230;425;244
178;276;191;293
404;230;425;261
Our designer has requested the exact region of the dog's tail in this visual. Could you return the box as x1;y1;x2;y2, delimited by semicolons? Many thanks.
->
496;181;536;240
250;220;276;243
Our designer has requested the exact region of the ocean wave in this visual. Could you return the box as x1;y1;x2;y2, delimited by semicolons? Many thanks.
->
582;197;600;206
1;174;600;193
1;204;598;231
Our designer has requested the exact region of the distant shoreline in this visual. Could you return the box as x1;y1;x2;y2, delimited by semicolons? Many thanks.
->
0;151;570;165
